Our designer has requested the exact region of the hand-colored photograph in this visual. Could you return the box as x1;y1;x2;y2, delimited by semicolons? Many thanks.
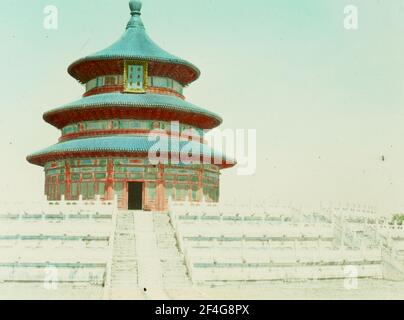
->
1;0;404;301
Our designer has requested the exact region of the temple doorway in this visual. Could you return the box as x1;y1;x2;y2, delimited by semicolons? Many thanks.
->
128;182;143;210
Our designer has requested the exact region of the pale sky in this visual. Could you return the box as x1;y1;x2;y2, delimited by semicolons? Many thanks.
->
1;0;404;213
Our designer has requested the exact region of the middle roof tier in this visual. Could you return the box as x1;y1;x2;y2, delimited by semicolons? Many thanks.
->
43;93;222;130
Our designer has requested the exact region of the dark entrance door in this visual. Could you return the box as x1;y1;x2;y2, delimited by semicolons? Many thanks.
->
128;182;143;210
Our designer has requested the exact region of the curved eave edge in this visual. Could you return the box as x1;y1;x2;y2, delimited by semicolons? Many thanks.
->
67;56;201;84
42;103;223;128
26;150;236;169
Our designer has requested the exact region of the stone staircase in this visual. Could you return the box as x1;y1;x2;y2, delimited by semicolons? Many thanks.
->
133;212;168;299
153;214;192;289
108;211;143;299
105;211;201;300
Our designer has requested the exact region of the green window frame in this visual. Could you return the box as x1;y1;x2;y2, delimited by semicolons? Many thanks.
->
176;184;188;201
71;183;78;197
82;173;93;180
80;182;88;199
115;182;124;195
98;182;106;196
124;60;148;93
145;173;157;180
88;182;95;199
165;182;174;200
192;185;199;201
147;182;156;201
95;173;106;179
59;184;66;196
129;173;143;180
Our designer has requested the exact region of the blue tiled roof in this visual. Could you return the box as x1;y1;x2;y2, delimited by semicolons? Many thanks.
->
68;1;200;80
44;93;223;124
27;135;233;166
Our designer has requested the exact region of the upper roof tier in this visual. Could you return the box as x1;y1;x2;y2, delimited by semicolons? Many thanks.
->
68;0;200;85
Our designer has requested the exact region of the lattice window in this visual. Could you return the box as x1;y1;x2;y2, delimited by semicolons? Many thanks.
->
115;182;124;195
85;121;109;131
129;173;143;180
165;182;174;200
192;185;199;201
71;183;78;197
124;61;148;93
95;173;106;179
97;182;105;195
176;184;189;201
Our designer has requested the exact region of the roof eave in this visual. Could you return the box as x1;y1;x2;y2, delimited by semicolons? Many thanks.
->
67;56;201;85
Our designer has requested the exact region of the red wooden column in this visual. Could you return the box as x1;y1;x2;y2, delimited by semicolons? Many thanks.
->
123;180;128;210
65;162;71;200
106;158;114;201
156;164;165;211
198;167;203;201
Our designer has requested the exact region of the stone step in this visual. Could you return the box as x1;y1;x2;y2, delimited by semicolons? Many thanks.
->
112;261;137;265
163;275;190;281
112;272;137;276
114;242;136;245
161;267;187;272
112;262;137;267
107;212;139;295
113;260;136;264
159;250;181;254
113;253;136;257
112;273;138;279
161;261;186;265
114;240;136;245
112;268;137;272
115;240;135;244
163;279;191;284
160;256;186;260
113;258;137;263
111;282;138;287
162;271;189;280
112;277;138;282
111;278;138;282
114;246;136;250
160;257;186;262
112;266;137;270
112;258;137;262
114;249;136;252
111;275;137;279
163;275;189;282
114;248;136;252
114;251;136;255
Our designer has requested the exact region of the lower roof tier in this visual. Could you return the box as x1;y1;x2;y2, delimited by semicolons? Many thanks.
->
27;135;235;169
44;93;222;130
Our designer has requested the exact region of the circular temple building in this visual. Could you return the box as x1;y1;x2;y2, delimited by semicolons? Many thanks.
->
27;0;234;211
